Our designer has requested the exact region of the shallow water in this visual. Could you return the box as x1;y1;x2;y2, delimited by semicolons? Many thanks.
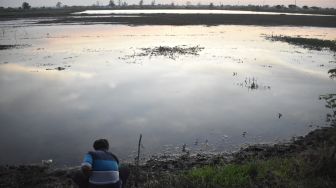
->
0;22;335;166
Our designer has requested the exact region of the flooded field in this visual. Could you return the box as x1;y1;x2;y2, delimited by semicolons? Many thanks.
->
0;21;335;166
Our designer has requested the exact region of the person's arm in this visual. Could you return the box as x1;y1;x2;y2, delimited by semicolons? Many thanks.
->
81;153;93;176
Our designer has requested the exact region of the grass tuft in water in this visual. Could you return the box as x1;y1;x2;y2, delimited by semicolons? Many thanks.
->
328;68;336;79
139;45;204;59
266;35;336;52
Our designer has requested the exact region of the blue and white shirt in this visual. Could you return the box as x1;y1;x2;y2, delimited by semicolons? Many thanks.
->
82;150;120;185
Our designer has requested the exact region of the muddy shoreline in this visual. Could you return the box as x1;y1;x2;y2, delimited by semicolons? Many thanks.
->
1;125;335;187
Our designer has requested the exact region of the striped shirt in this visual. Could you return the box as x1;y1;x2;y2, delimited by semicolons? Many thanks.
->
82;150;120;185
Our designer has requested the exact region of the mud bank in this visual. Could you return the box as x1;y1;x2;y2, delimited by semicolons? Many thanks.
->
1;124;335;188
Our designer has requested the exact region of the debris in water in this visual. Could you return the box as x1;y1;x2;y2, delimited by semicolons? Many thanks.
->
182;144;187;152
46;67;66;71
236;77;271;91
278;113;283;119
56;67;66;71
41;159;53;165
194;139;199;146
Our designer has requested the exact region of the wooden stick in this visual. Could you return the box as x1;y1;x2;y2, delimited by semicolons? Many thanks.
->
137;134;142;166
135;134;142;187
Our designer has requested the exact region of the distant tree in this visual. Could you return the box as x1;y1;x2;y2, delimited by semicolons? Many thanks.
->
171;2;175;7
288;4;297;9
302;5;309;9
56;2;62;8
151;0;156;6
109;0;115;7
22;2;31;10
209;2;214;9
118;0;122;6
139;0;144;7
122;2;127;6
275;5;283;9
311;6;320;10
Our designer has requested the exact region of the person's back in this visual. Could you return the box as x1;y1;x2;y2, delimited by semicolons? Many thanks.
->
83;150;120;187
81;139;124;188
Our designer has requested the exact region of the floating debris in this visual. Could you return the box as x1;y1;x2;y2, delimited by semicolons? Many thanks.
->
182;144;187;153
41;159;53;165
261;65;273;68
236;77;271;91
56;67;66;71
194;139;199;146
278;113;283;119
46;67;66;71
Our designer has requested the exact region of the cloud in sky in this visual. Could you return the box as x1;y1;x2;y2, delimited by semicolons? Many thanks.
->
0;0;335;8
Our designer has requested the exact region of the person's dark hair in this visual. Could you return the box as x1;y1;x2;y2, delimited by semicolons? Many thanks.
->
93;139;109;150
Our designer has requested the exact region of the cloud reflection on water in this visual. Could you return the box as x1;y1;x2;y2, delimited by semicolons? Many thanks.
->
0;24;335;165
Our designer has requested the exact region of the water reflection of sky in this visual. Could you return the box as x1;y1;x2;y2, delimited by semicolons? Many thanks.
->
0;24;335;166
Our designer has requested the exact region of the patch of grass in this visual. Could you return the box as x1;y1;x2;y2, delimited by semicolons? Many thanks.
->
122;45;204;61
267;35;336;52
183;158;304;188
328;68;336;79
0;44;30;50
320;94;336;123
143;153;336;188
140;45;204;59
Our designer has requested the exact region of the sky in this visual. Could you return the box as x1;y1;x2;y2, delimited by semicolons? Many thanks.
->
0;0;335;8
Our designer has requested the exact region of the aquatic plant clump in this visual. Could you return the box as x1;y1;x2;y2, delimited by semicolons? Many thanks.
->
328;69;336;79
266;35;336;52
139;45;205;59
0;44;30;50
319;94;336;125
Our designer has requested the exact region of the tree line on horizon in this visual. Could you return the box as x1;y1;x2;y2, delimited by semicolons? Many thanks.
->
3;1;335;12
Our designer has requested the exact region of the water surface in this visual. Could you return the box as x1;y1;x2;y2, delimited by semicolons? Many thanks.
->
0;22;335;166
